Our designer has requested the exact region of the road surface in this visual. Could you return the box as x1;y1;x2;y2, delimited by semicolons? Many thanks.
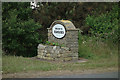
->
43;71;118;78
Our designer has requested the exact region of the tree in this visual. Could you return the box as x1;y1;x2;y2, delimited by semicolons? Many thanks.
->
2;2;42;57
33;2;115;35
85;3;119;43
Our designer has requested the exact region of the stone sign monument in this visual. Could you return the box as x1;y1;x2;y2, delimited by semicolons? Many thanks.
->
37;20;79;61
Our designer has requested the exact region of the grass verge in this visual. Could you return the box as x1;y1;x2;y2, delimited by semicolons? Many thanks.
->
2;54;118;74
2;36;118;74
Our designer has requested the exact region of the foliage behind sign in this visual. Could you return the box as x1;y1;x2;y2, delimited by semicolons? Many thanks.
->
2;3;42;57
85;4;119;43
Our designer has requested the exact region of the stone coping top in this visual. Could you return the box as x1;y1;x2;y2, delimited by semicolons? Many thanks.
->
48;20;77;30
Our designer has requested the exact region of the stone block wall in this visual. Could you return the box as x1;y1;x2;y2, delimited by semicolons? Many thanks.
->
37;44;74;61
48;29;79;61
66;30;79;60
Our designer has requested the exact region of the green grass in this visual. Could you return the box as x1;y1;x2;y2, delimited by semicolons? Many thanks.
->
2;55;58;74
78;35;118;59
2;36;118;74
2;53;118;74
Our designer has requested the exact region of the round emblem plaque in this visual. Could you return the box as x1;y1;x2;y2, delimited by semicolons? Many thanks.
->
52;24;66;38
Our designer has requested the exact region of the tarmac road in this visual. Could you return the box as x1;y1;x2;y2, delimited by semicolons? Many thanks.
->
44;71;118;78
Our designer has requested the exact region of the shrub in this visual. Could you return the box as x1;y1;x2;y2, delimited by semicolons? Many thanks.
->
2;3;42;57
85;4;119;43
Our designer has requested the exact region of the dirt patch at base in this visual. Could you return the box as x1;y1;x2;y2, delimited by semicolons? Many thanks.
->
2;67;118;78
